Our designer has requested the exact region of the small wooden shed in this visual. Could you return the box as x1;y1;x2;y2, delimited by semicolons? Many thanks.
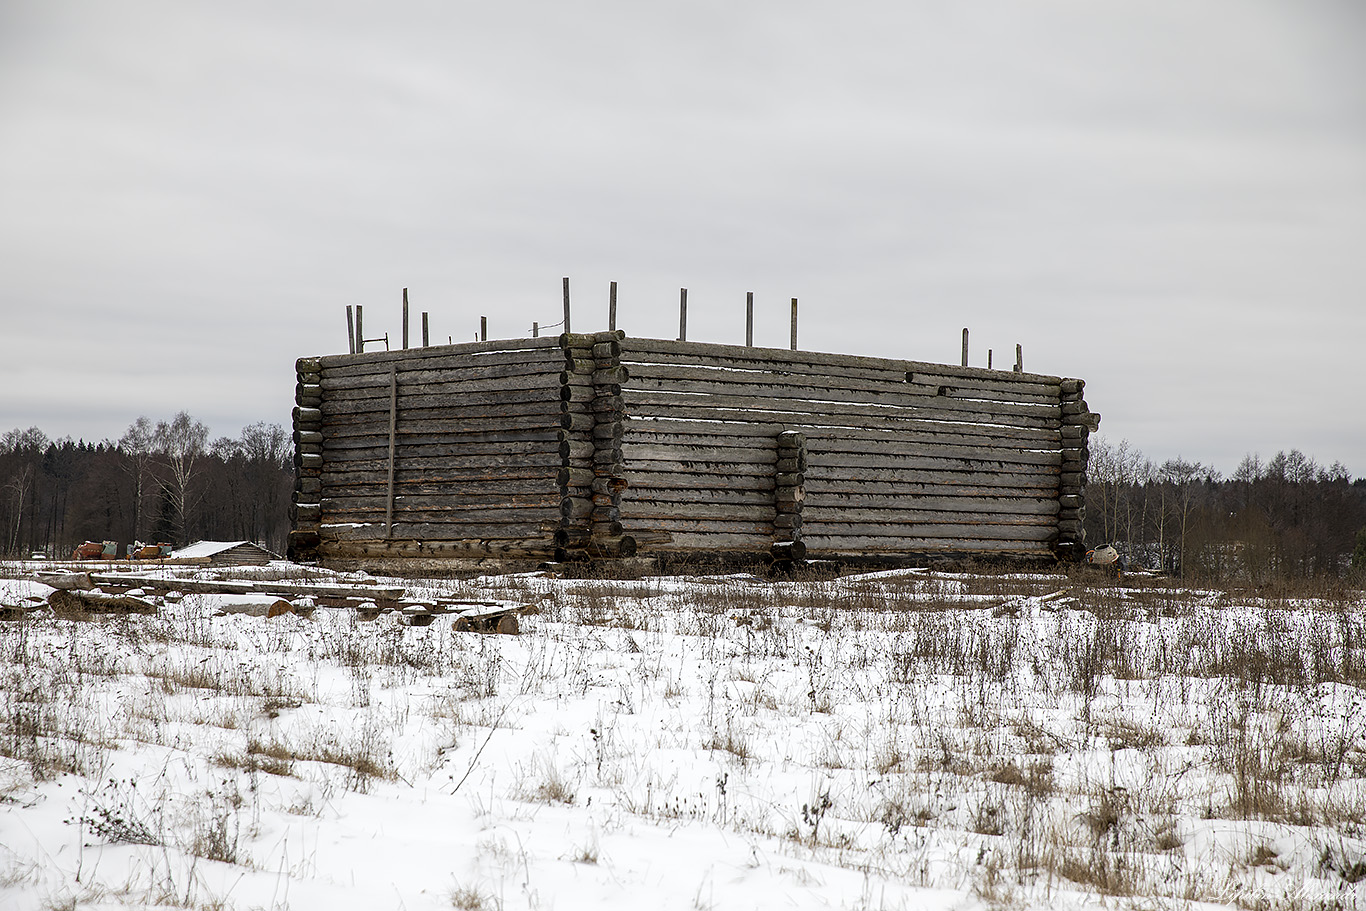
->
288;333;1099;571
173;541;282;567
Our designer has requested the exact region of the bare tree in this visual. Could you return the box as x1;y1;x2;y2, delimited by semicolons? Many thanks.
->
1159;457;1218;578
118;417;157;543
153;412;209;546
2;427;50;555
238;422;291;551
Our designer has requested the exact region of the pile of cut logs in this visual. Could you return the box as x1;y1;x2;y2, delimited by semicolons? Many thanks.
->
10;570;525;632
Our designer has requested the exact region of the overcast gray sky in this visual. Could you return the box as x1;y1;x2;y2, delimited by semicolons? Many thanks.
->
3;1;1363;476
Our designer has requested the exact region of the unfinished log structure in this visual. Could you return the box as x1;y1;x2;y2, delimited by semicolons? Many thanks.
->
289;333;1099;571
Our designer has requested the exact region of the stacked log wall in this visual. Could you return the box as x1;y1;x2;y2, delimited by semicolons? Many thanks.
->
293;338;567;568
289;334;1098;569
616;338;1099;561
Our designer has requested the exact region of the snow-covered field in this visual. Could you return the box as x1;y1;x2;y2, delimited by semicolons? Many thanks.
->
2;563;1364;910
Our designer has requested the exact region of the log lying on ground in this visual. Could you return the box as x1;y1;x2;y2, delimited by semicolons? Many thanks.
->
48;589;158;615
86;573;406;601
34;570;95;590
196;594;305;617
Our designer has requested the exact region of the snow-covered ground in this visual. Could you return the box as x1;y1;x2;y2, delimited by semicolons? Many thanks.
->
1;563;1364;910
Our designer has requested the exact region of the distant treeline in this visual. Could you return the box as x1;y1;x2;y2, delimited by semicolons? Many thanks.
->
1;413;292;558
1084;439;1366;582
4;419;1365;580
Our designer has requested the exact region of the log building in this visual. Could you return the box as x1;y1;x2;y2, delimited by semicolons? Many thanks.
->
288;333;1099;572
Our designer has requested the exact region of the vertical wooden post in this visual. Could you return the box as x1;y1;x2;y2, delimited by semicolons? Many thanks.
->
346;305;356;354
422;312;429;347
356;305;364;353
746;292;753;346
402;288;409;349
533;321;539;338
790;298;798;350
562;277;571;333
961;328;969;367
609;281;617;331
678;288;688;341
1015;344;1023;373
988;349;993;370
385;368;397;539
480;316;487;342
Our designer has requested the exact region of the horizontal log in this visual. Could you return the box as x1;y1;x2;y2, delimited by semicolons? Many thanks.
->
562;383;596;403
319;452;562;475
561;440;596;460
624;373;1060;419
591;477;629;496
323;502;560;524
624;458;776;478
293;406;322;426
800;521;1057;542
295;430;323;445
591;395;625;413
322;493;560;512
802;536;1054;556
624;360;1060;407
586;536;636;558
321;520;557;541
319;409;564;437
321;439;560;461
323;361;561;394
560;412;594;432
806;448;1060;472
802;506;1055;526
632;531;772;552
594;367;630;385
627;516;773;536
321;466;560;487
618;486;777;507
623;417;1058;447
620;340;1065;387
591;520;624;537
803;492;1059;515
558;467;596;488
619;397;1059;434
594;462;626;478
323;377;559;410
804;463;1059;487
318;537;556;559
625;442;776;466
620;501;778;522
318;477;559;498
297;356;323;374
320;336;563;371
623;385;1058;428
592;341;620;359
565;356;595;375
561;496;594;519
554;527;591;547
